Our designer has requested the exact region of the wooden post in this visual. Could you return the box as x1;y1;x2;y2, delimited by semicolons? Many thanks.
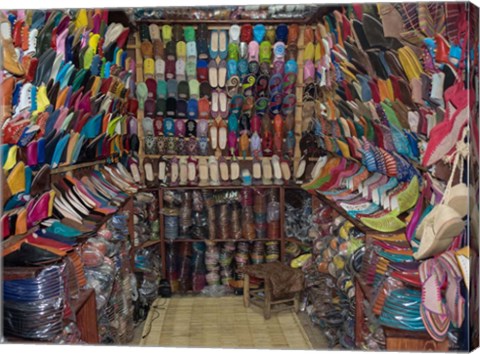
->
243;273;250;308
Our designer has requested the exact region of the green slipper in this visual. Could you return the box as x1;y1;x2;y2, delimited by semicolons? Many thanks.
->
189;79;200;98
184;26;195;42
259;41;272;64
186;57;197;80
157;80;168;99
136;82;148;109
228;42;239;61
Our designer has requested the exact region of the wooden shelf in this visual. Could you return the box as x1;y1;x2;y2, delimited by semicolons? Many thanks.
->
136;18;312;25
165;238;280;243
50;159;108;174
134;239;161;249
313;193;373;234
354;273;373;303
144;154;301;161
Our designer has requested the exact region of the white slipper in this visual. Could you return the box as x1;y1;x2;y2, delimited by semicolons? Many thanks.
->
218;119;227;150
158;159;167;183
229;25;241;43
271;155;283;185
144;159;154;185
219;157;229;183
262;158;273;185
295;157;306;184
209;123;218;150
209;156;220;186
170;158;179;185
281;160;291;182
187;158;198;185
230;158;240;183
129;159;141;183
198;157;209;186
310;156;328;180
211;90;219;118
179;157;188;186
252;159;262;181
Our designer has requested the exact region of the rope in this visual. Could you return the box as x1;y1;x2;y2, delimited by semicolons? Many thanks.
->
439;127;469;204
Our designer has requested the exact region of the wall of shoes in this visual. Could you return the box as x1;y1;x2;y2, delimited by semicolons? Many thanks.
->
292;2;478;351
1;8;143;344
135;21;304;187
1;3;479;351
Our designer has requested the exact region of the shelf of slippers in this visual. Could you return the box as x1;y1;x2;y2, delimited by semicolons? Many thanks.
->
164;238;278;243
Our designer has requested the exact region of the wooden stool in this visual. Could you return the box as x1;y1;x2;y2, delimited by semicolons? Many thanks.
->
241;262;304;320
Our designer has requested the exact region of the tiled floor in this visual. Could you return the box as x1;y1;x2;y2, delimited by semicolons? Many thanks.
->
132;296;328;349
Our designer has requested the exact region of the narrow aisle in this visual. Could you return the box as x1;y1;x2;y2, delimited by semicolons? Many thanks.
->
138;296;327;349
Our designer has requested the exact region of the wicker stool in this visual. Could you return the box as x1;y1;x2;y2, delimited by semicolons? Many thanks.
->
241;262;304;319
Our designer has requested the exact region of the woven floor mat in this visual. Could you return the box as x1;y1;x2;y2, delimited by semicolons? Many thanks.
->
140;296;313;349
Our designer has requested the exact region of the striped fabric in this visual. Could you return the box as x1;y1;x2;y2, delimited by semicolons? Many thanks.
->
394;3;419;32
445;3;461;42
430;3;446;36
419;3;435;38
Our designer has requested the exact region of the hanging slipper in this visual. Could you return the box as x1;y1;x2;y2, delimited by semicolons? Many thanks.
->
228;130;238;157
226;75;241;97
239;113;251;135
282;72;296;95
218;90;228;118
259;62;270;76
242;96;255;115
218;59;227;88
211;90;220;118
268;73;283;95
269;93;283;115
238;59;249;79
242;74;256;97
208;59;218;88
273;60;285;75
254;97;269;116
248;61;259;75
255;75;269;97
229;94;244;115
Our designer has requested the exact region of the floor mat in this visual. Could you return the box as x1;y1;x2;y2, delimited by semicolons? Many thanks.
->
140;296;314;349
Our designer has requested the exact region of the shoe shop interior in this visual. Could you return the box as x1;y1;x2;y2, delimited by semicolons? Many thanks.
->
1;3;479;352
